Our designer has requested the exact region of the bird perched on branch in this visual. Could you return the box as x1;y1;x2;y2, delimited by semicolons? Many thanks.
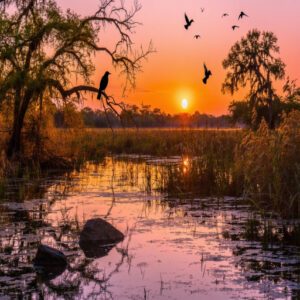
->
184;13;194;30
202;64;212;84
238;11;248;20
97;71;110;100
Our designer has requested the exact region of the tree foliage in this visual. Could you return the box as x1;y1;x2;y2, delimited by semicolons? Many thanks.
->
229;78;300;128
0;0;153;158
222;29;285;129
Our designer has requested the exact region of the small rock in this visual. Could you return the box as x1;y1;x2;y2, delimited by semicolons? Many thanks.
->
80;218;124;244
33;244;67;280
79;218;124;258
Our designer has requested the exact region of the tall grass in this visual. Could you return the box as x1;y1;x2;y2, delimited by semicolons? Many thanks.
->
47;128;242;158
235;111;300;217
1;112;300;218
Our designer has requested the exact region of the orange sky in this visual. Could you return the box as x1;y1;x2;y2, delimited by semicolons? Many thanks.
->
59;0;300;115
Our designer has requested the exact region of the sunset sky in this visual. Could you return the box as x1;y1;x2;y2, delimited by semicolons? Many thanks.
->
59;0;300;115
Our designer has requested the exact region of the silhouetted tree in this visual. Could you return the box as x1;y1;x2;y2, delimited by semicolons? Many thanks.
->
228;101;251;126
282;78;300;113
222;29;285;129
229;79;300;128
0;0;152;159
54;102;83;128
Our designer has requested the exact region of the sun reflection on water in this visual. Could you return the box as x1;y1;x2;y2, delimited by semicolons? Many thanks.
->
0;156;299;299
182;157;190;174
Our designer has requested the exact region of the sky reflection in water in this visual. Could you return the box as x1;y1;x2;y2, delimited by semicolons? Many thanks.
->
0;156;299;299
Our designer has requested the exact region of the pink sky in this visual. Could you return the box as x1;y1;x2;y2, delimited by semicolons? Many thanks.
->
59;0;300;115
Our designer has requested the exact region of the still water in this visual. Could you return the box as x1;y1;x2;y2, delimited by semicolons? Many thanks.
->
0;156;300;299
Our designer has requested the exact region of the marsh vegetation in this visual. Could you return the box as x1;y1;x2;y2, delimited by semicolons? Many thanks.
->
0;0;300;299
2;113;300;218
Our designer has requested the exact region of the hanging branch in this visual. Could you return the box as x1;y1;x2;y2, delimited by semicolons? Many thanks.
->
0;0;154;157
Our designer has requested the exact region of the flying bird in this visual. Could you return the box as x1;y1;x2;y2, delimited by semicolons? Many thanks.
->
184;13;194;30
238;11;248;20
201;8;205;13
194;35;201;39
232;25;239;31
97;71;110;100
222;13;229;17
202;64;212;85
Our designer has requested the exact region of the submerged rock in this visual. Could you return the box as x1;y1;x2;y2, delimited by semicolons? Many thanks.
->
33;244;67;280
79;218;124;258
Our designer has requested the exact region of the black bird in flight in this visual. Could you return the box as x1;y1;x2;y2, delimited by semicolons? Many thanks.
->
238;11;248;20
194;35;201;39
202;64;212;85
184;13;194;30
97;71;110;100
201;8;205;13
232;25;239;31
222;13;229;17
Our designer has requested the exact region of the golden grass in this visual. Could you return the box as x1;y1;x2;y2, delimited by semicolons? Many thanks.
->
235;111;300;217
1;115;300;218
46;127;242;161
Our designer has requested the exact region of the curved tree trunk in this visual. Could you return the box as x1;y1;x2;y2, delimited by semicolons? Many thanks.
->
6;105;27;159
7;119;22;159
6;92;32;159
267;78;274;129
268;100;274;129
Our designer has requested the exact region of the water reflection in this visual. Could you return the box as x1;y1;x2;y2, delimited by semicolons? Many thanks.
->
0;156;299;299
182;157;190;175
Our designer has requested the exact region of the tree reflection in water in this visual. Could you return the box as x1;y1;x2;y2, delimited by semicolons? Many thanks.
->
0;156;299;299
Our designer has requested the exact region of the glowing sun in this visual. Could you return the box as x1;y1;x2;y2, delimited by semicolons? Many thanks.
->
181;99;188;110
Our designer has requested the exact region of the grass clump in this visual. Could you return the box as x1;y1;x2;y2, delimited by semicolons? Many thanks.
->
235;111;300;217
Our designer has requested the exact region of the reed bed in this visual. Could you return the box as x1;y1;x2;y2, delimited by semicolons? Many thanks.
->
1;112;300;218
47;127;242;159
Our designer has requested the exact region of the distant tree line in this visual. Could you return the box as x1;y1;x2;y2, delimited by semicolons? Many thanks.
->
53;103;232;129
51;29;300;131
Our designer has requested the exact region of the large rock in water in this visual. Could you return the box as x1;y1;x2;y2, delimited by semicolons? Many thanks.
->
79;218;124;258
33;244;67;280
